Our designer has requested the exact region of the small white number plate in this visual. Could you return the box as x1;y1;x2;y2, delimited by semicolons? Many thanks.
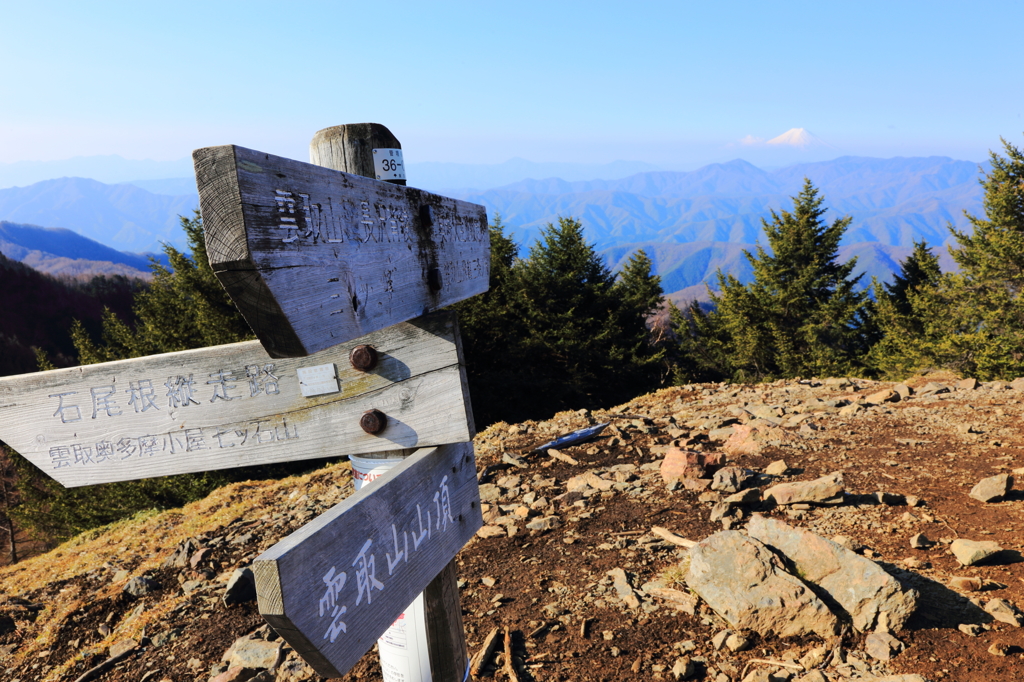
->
373;148;405;181
296;363;339;397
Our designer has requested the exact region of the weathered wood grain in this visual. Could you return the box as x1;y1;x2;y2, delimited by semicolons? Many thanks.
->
310;123;405;185
193;144;489;358
0;312;471;487
253;442;482;679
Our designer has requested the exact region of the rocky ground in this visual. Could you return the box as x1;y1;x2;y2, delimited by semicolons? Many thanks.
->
2;373;1024;682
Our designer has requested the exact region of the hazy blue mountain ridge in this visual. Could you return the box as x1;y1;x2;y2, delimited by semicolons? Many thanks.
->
0;155;989;298
0;178;197;252
452;156;986;251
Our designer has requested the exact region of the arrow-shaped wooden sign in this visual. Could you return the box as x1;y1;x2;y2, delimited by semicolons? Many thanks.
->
194;145;489;359
254;441;482;679
0;312;472;487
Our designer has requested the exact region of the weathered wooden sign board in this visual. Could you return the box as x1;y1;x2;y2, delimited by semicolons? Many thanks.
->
0;312;472;487
193;145;490;358
254;441;482;679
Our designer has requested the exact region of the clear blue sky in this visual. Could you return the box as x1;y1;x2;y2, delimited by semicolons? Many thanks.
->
2;0;1022;167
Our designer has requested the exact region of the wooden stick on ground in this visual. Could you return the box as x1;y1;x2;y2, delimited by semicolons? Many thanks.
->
469;627;501;678
651;526;698;548
503;627;523;682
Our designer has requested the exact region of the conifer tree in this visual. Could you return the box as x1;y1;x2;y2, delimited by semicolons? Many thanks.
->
71;210;252;363
926;136;1024;378
677;180;867;381
456;216;665;424
864;242;944;378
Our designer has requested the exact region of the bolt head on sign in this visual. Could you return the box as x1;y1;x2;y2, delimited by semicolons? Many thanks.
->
193;145;490;359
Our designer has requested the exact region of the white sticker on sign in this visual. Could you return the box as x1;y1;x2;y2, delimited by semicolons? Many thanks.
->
373;148;405;181
296;363;339;397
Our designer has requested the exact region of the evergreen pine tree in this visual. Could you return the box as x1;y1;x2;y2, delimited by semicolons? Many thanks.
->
927;136;1024;378
677;180;867;381
864;242;945;378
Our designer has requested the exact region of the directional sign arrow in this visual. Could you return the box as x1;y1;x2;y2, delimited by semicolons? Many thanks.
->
0;312;472;487
193;145;490;358
254;441;482;679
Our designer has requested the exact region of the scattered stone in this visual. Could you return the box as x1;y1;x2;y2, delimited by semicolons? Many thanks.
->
949;576;1005;592
686;531;837;638
724;631;752;652
950;539;1002;566
711;466;755;493
764;460;790;476
681;478;713;491
866;388;899;404
764;472;844;506
969;473;1013;503
222;637;282;670
608;568;641;609
747;515;918;632
798;672;828;682
864;631;904;660
723;424;764;457
210;666;258;682
566;471;612;492
671;656;696;680
710;629;732;650
476;525;506;539
799;646;827;670
223;567;257;606
958;377;978;390
910;533;932;549
988;641;1011;657
123;576;160;598
875;491;906;505
984;598;1023;626
893;384;913;399
959;623;985;636
724;488;761;505
526;516;562;532
640;582;698;615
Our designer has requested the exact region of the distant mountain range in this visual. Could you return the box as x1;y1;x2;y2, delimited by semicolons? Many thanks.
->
0;178;197;252
0;154;988;299
0;221;163;279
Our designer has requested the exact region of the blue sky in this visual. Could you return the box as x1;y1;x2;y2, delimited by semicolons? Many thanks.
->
2;0;1022;167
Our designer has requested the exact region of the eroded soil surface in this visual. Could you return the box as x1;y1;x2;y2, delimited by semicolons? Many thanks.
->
3;374;1024;682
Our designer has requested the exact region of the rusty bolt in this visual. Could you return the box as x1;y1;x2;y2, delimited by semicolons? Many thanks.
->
349;344;378;371
360;409;387;435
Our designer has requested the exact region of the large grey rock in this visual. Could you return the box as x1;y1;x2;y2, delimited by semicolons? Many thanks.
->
747;515;918;632
969;474;1013;503
950;539;1002;566
686;531;837;638
764;472;844;505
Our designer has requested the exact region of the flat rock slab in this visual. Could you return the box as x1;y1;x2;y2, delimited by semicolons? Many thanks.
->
969;473;1013;503
951;539;1003;566
686;531;837;638
764;472;844;505
747;515;918;632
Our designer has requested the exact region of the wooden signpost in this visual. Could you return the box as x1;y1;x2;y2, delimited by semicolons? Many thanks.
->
254;441;481;679
194;142;489;358
1;123;485;681
0;312;472;487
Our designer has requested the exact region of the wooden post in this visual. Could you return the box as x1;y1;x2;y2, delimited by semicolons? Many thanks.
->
310;123;406;186
309;124;469;681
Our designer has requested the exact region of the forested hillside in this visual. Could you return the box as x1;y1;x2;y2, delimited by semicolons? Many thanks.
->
0;253;141;376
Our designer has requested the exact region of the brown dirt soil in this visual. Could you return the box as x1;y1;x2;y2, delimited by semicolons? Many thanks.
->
2;375;1024;682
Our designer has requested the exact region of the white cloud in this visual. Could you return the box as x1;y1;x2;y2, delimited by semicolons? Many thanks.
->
739;134;766;146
